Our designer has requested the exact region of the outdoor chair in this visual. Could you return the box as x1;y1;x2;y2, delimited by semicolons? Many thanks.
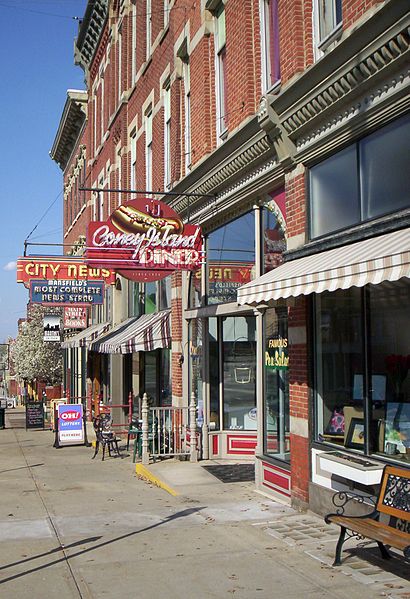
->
92;413;121;461
126;417;142;451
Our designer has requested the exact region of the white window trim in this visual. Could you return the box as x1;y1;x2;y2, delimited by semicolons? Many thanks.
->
312;0;343;61
214;6;227;143
145;109;153;192
259;0;281;94
146;0;152;61
183;61;191;172
131;3;137;85
130;131;137;190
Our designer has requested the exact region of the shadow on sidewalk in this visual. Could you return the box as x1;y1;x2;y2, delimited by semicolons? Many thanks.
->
0;506;205;585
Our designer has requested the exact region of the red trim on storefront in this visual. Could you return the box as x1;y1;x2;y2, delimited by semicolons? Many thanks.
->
212;435;219;455
227;434;257;455
261;461;291;497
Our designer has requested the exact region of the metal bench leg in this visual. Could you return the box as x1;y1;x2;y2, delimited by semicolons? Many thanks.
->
377;542;391;560
333;526;347;566
92;440;99;459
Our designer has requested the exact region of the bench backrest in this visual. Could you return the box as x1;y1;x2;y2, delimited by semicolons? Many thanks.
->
377;465;410;521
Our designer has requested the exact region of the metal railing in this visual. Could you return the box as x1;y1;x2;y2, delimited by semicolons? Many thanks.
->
141;392;198;463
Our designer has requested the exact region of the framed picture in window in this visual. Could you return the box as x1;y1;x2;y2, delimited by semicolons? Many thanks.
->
345;417;365;449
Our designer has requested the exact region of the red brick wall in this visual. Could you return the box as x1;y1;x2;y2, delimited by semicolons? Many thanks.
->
279;0;314;85
289;296;310;505
343;0;383;31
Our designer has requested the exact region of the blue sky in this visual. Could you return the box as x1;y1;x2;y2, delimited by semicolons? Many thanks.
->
0;0;86;341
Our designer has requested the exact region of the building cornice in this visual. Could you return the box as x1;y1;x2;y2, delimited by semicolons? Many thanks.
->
74;0;109;72
50;90;87;171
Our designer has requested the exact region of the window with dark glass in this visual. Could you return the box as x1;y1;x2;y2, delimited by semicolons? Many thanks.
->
222;316;256;430
189;319;204;426
309;113;410;239
315;280;410;463
263;204;286;274
209;317;220;430
264;307;290;461
207;212;255;305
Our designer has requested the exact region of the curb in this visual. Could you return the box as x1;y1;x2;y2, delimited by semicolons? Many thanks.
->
135;463;178;496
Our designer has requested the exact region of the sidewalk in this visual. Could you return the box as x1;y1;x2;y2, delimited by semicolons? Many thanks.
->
1;423;409;598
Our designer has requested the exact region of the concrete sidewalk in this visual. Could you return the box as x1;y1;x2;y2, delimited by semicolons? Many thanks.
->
1;422;409;599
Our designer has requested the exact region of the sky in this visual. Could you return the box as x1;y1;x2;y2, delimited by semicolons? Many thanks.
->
0;0;87;341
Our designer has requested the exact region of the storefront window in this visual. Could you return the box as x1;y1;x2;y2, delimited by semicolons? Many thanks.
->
315;280;410;463
209;318;220;430
188;270;202;309
222;316;256;430
144;282;157;313
128;281;143;317
207;212;255;305
160;349;172;406
369;280;410;460
158;276;171;311
189;319;203;426
264;307;290;461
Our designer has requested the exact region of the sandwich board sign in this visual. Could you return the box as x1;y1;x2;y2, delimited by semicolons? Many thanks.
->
57;403;84;446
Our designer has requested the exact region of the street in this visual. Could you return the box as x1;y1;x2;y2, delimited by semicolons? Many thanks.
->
0;409;409;599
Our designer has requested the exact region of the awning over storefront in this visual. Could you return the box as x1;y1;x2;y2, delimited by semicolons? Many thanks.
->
61;322;110;349
237;227;410;305
91;309;171;354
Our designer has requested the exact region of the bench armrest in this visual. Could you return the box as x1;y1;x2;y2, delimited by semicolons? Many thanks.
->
325;490;378;520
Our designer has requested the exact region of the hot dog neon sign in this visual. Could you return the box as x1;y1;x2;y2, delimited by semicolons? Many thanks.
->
86;198;204;282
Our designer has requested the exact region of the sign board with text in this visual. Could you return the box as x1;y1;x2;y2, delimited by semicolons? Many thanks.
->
63;307;87;329
86;198;203;282
26;401;45;429
57;403;84;445
31;280;104;307
17;256;115;287
43;314;61;342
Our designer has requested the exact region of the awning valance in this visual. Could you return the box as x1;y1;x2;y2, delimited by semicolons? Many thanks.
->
91;310;171;354
237;228;410;306
61;322;110;349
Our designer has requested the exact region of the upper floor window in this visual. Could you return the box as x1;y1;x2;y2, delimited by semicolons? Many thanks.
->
118;24;123;101
309;113;410;238
145;109;153;191
183;59;191;172
130;131;137;190
146;0;152;60
215;5;227;140
260;0;280;92
131;2;137;84
314;0;342;56
163;82;171;188
164;0;170;28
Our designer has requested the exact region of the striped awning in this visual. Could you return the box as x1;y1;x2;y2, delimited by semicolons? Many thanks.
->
237;228;410;306
61;322;110;349
91;309;171;354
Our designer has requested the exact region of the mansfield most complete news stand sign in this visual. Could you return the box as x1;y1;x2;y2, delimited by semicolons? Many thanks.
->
86;198;204;282
16;257;115;307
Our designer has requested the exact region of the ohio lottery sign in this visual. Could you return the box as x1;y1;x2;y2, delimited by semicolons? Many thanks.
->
57;404;84;445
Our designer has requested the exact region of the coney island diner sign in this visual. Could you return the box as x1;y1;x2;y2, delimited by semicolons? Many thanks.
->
86;198;204;282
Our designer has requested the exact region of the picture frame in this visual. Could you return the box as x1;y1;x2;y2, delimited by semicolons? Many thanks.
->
345;417;365;449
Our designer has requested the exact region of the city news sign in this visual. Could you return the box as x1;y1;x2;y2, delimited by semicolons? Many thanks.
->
86;198;204;282
16;256;115;287
30;280;104;307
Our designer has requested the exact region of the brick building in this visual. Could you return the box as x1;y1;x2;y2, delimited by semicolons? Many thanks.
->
52;0;410;513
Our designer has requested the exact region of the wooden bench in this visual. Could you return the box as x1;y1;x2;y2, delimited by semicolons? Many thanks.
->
325;464;410;566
